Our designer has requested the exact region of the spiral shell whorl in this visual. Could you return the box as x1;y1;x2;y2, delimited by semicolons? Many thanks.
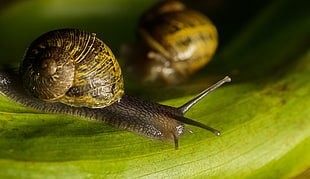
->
20;29;124;108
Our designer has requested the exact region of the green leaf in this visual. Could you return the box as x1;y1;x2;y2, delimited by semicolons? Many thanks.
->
0;0;309;178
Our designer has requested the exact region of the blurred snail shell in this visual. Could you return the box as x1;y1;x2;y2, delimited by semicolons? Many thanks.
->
0;29;230;149
131;0;218;84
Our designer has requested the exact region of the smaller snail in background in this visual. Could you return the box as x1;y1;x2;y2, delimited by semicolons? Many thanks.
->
0;29;230;149
126;0;218;84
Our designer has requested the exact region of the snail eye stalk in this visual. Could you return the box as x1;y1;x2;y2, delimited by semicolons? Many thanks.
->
177;76;231;135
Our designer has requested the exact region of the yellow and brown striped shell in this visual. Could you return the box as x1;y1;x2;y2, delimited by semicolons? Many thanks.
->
138;0;218;84
20;29;124;108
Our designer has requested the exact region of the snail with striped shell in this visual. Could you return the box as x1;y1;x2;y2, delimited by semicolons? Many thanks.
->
128;0;218;84
0;29;230;149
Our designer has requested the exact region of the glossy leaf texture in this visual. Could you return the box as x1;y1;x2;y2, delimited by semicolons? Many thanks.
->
0;0;309;178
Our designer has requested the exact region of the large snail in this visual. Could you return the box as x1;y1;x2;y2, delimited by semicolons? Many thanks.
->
0;29;230;149
127;0;218;84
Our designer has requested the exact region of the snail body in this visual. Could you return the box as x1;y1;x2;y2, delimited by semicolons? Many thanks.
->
0;29;230;149
131;0;218;84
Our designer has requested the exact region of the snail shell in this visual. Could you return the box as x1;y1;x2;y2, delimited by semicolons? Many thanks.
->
20;29;124;108
0;29;230;149
133;0;218;84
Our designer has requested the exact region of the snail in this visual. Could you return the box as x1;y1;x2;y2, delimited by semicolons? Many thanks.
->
0;29;230;149
126;0;218;84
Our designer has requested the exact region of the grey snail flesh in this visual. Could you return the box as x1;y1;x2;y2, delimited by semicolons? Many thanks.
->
0;71;186;144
